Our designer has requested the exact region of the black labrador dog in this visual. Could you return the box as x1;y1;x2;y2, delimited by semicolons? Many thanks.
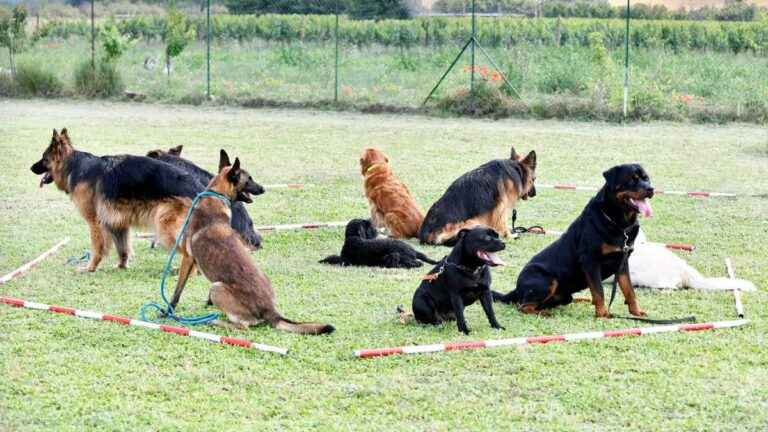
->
494;164;654;318
146;145;264;250
320;219;438;268
412;226;506;334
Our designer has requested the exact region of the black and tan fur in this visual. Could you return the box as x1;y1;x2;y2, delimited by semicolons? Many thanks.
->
419;146;537;246
30;129;201;272
169;150;334;335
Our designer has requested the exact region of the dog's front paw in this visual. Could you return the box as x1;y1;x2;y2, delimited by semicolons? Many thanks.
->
459;326;471;335
594;307;612;319
628;305;646;317
492;324;505;331
76;263;96;273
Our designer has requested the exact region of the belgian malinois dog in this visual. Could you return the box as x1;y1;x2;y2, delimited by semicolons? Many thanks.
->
169;150;334;335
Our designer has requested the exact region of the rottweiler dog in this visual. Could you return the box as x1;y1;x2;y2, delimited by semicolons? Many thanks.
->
319;219;438;268
146;145;263;250
30;129;203;272
412;226;506;334
493;164;654;318
419;146;537;246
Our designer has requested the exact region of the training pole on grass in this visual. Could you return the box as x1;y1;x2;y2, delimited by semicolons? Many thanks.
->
0;295;288;355
536;183;740;198
725;258;745;319
205;0;211;99
0;238;70;285
422;0;520;106
623;0;631;118
354;319;748;358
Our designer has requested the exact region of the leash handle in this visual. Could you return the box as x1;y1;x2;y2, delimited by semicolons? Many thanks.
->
612;315;697;325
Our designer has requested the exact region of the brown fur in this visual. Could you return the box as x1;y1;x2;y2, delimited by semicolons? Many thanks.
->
170;150;334;335
35;129;190;272
359;148;423;239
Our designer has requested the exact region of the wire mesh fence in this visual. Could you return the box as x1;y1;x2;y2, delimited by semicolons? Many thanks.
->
2;5;768;122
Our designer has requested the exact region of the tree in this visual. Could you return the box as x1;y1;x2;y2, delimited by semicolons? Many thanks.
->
225;0;349;15
100;22;135;63
0;5;27;78
163;5;196;81
348;0;411;20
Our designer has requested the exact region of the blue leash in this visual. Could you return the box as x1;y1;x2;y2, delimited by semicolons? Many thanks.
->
139;190;231;325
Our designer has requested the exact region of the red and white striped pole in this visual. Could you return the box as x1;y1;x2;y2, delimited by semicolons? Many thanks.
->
537;183;738;198
353;319;748;358
255;221;348;232
264;183;309;190
526;228;695;252
0;238;70;285
0;296;288;355
725;258;745;319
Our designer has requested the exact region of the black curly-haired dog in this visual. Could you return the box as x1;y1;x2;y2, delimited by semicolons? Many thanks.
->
493;164;654;318
146;145;263;250
412;226;506;334
319;219;439;268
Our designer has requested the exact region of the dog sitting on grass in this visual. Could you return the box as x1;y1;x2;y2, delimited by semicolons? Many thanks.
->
410;226;506;334
320;219;438;269
494;164;654;318
360;148;424;239
419;146;537;246
169;150;334;334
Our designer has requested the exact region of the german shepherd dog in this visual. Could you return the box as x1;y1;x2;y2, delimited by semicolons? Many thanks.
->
319;218;438;268
493;164;654;318
30;129;203;272
360;148;424;238
146;145;263;250
419;146;537;246
169;150;334;335
412;226;506;334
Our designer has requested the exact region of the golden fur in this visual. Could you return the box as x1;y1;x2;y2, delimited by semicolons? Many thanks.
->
360;148;423;239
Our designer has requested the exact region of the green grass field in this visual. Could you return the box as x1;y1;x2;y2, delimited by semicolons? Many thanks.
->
1;99;767;430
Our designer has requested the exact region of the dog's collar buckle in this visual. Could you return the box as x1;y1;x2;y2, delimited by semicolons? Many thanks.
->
422;265;444;283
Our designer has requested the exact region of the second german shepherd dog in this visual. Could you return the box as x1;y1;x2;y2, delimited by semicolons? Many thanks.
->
419;146;537;246
30;129;205;272
146;144;263;250
168;150;334;335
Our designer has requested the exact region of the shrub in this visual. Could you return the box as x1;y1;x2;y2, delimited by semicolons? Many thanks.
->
14;63;63;96
436;81;507;116
0;71;19;96
74;60;124;97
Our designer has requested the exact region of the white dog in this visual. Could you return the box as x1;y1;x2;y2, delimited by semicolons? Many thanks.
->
629;229;755;291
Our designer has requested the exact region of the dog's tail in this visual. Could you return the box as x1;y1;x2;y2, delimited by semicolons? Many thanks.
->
319;255;345;265
687;276;756;291
492;289;520;304
415;252;439;265
272;316;335;335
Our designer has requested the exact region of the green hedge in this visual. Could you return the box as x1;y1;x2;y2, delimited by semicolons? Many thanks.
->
35;15;768;53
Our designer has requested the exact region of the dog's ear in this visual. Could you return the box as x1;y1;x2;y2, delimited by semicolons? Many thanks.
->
602;166;621;189
60;128;69;140
227;158;241;183
146;150;161;158
218;149;231;171
510;146;519;161
457;228;471;240
521;150;536;170
168;145;183;156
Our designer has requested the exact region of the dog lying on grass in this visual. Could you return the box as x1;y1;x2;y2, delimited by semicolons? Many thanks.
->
360;148;424;238
494;164;654;318
411;226;506;334
30;129;202;272
168;150;334;334
147;145;263;250
629;229;756;291
319;219;438;268
419;146;537;246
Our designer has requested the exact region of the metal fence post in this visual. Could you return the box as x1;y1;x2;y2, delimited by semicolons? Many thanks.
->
90;0;95;70
623;0;630;118
206;0;211;99
334;4;340;103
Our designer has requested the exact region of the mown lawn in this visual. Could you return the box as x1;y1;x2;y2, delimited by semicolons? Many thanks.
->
0;99;766;431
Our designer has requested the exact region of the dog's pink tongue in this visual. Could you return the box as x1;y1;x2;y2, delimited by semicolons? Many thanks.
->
478;251;506;266
632;198;653;218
